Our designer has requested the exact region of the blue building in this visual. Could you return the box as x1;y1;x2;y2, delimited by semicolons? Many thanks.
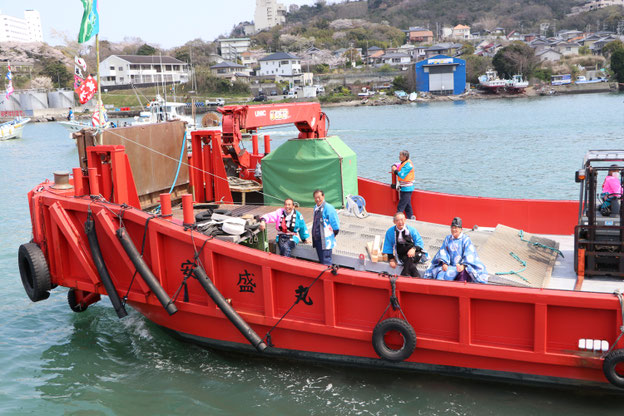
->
415;55;466;95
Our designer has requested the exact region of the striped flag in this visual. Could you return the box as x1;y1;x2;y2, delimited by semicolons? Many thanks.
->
78;0;99;43
91;100;108;127
5;64;14;100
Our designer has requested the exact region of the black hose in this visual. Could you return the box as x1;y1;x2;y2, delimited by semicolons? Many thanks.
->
192;265;267;352
116;227;178;316
85;216;128;319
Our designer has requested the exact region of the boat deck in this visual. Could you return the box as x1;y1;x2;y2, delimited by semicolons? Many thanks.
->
174;204;624;294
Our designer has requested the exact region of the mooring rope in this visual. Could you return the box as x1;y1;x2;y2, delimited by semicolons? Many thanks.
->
495;251;529;283
375;272;409;324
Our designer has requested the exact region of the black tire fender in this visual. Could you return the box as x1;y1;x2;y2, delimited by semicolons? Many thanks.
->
603;348;624;389
67;289;88;313
372;318;416;362
18;243;51;302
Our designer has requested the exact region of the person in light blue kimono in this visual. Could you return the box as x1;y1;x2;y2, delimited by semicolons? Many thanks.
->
311;189;340;265
424;217;489;283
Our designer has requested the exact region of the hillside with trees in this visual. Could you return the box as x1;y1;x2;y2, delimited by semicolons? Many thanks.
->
285;0;623;36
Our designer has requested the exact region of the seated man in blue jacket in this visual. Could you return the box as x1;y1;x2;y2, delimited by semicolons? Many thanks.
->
382;212;426;277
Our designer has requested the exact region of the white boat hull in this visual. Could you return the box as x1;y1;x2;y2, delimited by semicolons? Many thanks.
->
0;118;30;141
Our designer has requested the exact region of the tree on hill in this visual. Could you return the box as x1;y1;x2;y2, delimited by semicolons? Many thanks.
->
137;43;157;55
40;60;72;88
465;55;492;84
492;42;539;79
611;48;624;83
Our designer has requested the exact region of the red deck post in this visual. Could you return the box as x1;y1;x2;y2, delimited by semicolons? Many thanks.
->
72;167;84;196
264;134;271;154
101;162;112;201
182;193;194;225
88;167;99;196
252;134;259;155
160;193;172;217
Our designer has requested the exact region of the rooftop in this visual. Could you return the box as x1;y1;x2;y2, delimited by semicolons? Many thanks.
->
110;55;186;64
259;52;301;62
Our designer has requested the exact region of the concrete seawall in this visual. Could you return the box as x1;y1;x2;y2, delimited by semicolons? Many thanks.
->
551;82;616;94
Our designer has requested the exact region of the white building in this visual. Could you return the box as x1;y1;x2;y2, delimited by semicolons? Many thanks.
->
258;52;301;77
254;0;286;32
0;9;43;43
99;55;189;87
218;38;251;61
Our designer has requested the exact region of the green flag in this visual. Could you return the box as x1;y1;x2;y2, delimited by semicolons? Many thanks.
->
78;0;99;43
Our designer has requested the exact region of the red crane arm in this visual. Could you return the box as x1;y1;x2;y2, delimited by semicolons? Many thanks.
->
218;102;327;144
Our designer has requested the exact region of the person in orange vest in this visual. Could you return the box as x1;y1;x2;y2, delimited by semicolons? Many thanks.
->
392;150;415;219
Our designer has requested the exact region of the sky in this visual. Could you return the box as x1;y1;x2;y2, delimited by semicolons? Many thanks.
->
0;0;321;48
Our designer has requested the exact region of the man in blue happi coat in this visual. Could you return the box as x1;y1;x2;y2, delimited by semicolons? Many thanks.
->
382;212;426;277
311;189;340;265
424;217;489;283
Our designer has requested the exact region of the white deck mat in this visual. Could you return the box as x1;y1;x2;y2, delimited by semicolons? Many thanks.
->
294;211;491;275
479;225;560;288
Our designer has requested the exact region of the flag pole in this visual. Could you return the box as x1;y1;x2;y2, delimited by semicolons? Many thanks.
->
96;33;103;143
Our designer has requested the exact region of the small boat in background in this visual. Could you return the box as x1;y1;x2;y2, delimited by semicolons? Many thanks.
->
133;95;194;128
575;76;605;84
0;117;30;141
506;74;529;93
408;92;418;101
478;69;507;93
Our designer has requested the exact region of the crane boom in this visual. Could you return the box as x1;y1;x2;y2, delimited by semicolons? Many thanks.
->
218;102;327;143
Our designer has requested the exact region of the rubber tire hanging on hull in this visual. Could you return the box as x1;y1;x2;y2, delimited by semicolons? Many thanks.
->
18;243;51;302
67;289;88;313
372;318;416;362
603;348;624;389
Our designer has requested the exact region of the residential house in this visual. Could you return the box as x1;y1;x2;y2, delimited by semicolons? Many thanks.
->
506;31;524;41
553;41;580;56
366;48;385;65
405;27;434;44
524;33;538;42
453;24;471;40
257;52;302;77
380;52;411;69
210;60;250;82
536;49;562;62
528;38;550;53
558;30;584;40
218;38;251;61
398;44;425;61
424;43;463;59
99;55;189;87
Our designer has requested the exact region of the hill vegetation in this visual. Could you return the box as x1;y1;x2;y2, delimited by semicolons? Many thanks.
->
285;0;624;37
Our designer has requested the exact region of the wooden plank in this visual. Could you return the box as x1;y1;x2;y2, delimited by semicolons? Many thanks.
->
366;241;378;262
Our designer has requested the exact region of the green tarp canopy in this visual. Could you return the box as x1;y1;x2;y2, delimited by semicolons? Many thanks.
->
261;136;358;208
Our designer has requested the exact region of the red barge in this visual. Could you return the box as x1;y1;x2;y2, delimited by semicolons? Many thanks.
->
18;102;624;391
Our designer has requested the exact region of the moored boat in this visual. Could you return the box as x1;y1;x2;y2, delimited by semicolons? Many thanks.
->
478;69;507;93
0;116;30;141
506;74;529;93
17;102;624;392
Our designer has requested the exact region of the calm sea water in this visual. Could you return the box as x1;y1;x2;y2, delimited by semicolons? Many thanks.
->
1;93;624;415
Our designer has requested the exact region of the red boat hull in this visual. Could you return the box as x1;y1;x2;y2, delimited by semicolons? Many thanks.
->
24;180;623;391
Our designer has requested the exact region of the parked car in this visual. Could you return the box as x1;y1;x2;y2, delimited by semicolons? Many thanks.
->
314;85;325;94
253;94;267;102
205;98;225;106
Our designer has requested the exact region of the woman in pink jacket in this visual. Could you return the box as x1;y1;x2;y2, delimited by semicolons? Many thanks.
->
601;165;623;216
